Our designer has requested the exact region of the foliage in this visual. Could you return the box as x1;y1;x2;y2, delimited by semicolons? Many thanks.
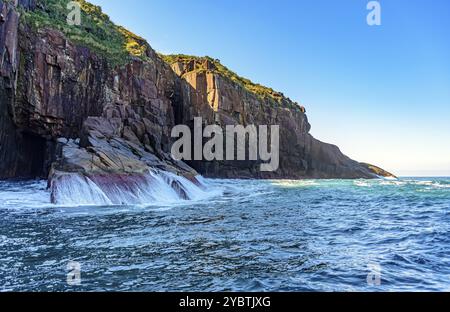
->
160;54;303;110
20;0;304;111
21;0;149;66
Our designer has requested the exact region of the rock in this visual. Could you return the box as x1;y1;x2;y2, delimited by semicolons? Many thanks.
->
170;180;189;200
48;113;200;203
360;163;397;179
170;57;392;179
0;1;24;179
0;3;183;179
122;126;141;145
83;117;123;139
130;119;146;140
0;2;395;184
17;0;36;10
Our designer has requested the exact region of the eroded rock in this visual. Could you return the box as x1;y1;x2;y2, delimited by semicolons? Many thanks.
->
1;2;395;187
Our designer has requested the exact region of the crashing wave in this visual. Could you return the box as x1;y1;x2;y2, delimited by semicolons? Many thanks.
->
49;170;212;206
377;175;398;181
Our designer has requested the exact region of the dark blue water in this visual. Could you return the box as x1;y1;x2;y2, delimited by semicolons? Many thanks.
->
1;178;449;291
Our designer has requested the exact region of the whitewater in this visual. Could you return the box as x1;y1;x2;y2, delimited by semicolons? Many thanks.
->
0;177;449;291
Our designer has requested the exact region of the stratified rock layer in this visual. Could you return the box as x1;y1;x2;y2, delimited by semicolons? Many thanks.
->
169;57;389;179
0;0;395;186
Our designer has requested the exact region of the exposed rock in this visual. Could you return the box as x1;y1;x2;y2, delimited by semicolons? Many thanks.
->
0;1;395;190
360;163;397;179
1;1;185;182
168;57;392;179
48;116;199;204
170;180;189;200
51;117;198;176
0;1;47;179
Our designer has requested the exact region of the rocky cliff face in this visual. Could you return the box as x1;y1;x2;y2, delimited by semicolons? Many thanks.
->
0;0;201;204
168;57;386;179
0;0;394;190
1;0;190;179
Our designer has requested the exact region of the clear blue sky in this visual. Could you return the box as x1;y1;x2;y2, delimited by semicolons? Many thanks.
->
89;0;450;176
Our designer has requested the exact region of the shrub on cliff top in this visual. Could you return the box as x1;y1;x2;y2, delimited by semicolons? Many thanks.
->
161;54;303;110
20;0;305;112
21;0;149;66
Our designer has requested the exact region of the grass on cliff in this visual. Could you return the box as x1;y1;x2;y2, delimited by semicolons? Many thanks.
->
20;0;305;111
21;0;150;66
161;54;304;110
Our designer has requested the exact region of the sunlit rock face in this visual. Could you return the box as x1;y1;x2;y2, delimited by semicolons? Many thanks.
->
0;1;186;182
0;0;394;188
168;57;389;179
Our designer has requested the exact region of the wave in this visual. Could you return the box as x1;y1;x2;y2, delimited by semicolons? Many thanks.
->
270;180;319;188
0;180;50;208
431;183;450;189
50;170;220;207
380;180;407;186
378;176;398;181
354;181;371;187
373;179;450;194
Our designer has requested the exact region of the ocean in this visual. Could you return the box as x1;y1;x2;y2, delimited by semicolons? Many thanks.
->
0;177;449;291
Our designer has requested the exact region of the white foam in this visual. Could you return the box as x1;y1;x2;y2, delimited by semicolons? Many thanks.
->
50;170;220;207
380;180;406;186
0;180;50;209
270;180;319;188
379;176;398;181
195;175;209;189
159;171;222;201
52;174;113;206
354;181;371;187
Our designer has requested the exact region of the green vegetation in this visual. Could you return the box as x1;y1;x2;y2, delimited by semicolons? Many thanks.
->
21;0;149;66
361;163;396;178
19;0;305;111
160;54;303;110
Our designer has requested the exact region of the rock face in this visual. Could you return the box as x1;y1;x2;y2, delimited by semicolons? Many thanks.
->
0;0;27;178
0;0;202;204
1;1;189;180
170;57;389;179
0;0;395;191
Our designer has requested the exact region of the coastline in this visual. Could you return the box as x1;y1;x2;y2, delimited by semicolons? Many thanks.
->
0;0;395;191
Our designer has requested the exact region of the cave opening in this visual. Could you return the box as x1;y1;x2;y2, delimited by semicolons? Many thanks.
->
18;132;55;179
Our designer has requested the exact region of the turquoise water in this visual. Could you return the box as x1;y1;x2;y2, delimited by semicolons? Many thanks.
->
0;177;449;291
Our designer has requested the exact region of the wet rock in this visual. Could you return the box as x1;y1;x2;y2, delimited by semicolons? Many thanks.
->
171;180;189;200
47;114;199;203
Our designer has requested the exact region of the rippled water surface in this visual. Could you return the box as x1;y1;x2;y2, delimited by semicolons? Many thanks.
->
1;178;449;291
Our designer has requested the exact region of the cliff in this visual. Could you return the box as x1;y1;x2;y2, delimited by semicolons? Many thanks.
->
0;0;395;192
163;55;392;179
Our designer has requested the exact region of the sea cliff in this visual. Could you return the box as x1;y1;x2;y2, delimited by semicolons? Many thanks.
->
0;0;395;202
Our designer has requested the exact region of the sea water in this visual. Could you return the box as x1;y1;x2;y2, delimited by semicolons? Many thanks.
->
0;177;449;291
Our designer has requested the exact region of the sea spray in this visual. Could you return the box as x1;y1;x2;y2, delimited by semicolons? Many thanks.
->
2;177;450;291
49;170;210;206
50;174;113;206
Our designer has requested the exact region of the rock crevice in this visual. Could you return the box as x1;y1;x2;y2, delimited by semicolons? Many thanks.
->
0;1;395;186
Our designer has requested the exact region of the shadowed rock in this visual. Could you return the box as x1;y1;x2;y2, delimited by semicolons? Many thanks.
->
1;1;395;191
